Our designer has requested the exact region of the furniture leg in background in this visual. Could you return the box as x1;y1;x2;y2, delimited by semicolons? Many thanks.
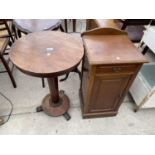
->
64;19;68;32
142;46;149;55
73;19;76;32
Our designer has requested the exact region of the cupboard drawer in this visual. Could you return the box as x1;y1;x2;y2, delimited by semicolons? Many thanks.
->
96;65;137;75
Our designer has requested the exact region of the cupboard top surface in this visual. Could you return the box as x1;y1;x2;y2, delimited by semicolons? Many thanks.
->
83;35;148;65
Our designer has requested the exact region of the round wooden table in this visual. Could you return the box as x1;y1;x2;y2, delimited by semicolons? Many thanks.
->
13;19;64;87
10;31;84;120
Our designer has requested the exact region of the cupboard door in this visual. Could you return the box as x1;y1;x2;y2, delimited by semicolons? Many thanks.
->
88;74;131;113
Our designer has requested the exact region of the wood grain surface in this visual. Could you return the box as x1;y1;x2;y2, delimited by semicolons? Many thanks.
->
10;31;84;77
82;28;147;65
80;27;147;118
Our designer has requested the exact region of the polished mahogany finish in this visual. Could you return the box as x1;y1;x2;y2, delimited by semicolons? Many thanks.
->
80;28;147;118
10;31;84;120
10;31;83;77
13;19;64;87
82;28;147;65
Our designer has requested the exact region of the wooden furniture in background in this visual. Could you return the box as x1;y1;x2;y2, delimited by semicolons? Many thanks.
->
73;19;76;32
10;31;84;120
80;28;147;118
0;19;16;43
13;19;65;37
64;19;77;32
86;19;119;30
0;19;17;88
115;19;155;42
86;19;155;43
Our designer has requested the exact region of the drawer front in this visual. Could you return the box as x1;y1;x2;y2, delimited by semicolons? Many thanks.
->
96;65;137;75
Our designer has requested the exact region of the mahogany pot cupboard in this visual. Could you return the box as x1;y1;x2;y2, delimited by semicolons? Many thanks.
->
80;28;147;118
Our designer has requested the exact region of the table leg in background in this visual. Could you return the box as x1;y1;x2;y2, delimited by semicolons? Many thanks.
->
73;19;76;32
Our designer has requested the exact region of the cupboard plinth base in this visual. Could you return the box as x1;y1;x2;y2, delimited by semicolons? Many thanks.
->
79;90;118;118
82;111;118;119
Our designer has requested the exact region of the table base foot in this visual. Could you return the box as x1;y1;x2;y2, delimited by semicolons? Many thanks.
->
41;91;70;118
36;106;43;112
63;112;71;121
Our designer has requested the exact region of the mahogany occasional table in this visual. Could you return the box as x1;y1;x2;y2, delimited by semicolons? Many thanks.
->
10;31;84;120
13;19;64;87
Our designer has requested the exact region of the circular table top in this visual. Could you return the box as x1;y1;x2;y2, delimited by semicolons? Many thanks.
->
13;19;62;33
10;31;84;77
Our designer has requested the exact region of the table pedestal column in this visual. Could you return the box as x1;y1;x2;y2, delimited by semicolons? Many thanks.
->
36;77;71;121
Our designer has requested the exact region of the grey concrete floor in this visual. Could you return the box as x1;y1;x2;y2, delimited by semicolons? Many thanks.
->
1;20;155;134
